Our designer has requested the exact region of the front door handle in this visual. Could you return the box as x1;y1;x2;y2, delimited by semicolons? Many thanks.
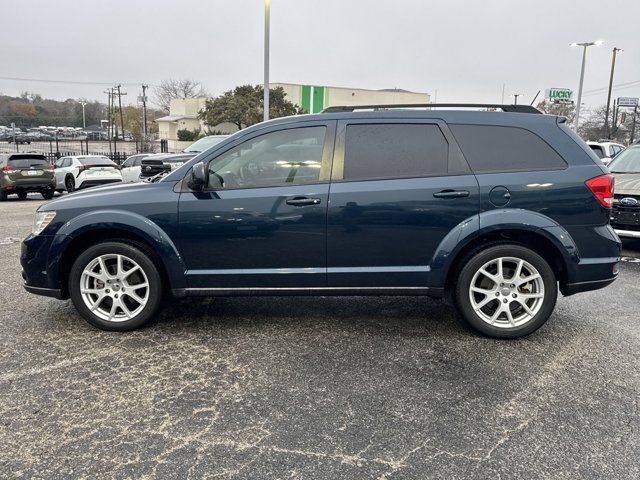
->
286;196;321;206
433;190;470;199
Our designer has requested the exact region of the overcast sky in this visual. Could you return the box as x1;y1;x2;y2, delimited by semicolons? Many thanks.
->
1;0;639;111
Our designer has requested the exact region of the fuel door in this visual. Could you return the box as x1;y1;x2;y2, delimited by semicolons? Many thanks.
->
489;186;511;207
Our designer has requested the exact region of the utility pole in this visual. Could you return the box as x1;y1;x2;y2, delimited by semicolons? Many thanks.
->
501;83;506;104
631;105;638;144
116;84;127;141
104;90;112;154
141;84;148;140
604;47;622;139
263;0;270;122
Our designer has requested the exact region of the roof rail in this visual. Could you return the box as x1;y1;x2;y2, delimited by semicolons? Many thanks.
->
321;103;542;114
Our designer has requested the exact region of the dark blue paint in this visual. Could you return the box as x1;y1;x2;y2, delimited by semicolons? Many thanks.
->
21;110;621;301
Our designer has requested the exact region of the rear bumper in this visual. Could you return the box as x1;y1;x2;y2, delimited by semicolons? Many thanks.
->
561;276;618;296
78;179;121;189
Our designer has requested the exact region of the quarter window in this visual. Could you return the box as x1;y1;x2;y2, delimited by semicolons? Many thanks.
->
342;124;449;181
207;127;326;189
450;124;567;173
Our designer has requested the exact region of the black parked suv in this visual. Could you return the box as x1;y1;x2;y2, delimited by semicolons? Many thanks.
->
21;104;621;338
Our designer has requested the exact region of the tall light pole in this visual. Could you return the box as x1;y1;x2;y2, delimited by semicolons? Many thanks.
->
604;47;622;138
263;0;270;122
80;101;87;129
571;40;603;132
513;93;521;105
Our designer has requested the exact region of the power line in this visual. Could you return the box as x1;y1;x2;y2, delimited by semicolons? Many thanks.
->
582;79;640;96
0;76;155;87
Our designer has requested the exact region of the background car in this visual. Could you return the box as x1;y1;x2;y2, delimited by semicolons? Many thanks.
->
0;153;56;200
587;141;625;166
120;153;154;183
608;145;640;239
53;155;122;192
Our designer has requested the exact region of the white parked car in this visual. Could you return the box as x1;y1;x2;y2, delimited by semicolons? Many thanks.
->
120;153;155;183
587;141;625;166
54;155;122;192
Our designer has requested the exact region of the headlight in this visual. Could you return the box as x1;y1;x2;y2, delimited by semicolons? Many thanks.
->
33;211;56;236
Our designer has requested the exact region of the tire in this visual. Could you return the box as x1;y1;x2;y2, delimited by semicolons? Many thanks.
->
65;176;75;192
68;241;164;331
17;191;27;200
41;190;54;200
0;190;6;201
454;244;557;339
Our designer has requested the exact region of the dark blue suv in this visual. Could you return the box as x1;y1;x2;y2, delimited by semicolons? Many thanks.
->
21;105;621;338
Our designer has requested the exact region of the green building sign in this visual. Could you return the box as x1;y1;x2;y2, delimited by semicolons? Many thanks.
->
546;88;573;102
300;85;327;113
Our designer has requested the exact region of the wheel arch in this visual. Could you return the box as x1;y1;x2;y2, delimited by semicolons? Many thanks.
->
431;209;579;292
49;210;186;297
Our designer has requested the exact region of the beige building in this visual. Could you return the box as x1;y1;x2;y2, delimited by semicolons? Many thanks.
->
156;84;430;151
272;83;430;113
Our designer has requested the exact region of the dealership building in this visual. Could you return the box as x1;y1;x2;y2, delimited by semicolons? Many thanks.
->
272;83;430;113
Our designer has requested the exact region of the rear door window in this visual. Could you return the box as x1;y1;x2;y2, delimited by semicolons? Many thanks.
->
450;124;567;173
342;123;449;181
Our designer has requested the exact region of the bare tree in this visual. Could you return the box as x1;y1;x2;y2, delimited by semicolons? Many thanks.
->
153;79;209;112
536;99;576;126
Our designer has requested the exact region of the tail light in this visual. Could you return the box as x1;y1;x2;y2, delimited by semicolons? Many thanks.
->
1;166;17;173
76;165;87;175
585;174;615;208
48;164;54;171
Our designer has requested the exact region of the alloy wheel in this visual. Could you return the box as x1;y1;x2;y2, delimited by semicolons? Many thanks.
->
79;253;149;322
468;256;545;329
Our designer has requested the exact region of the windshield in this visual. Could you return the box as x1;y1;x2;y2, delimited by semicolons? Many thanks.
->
609;147;640;173
184;136;227;153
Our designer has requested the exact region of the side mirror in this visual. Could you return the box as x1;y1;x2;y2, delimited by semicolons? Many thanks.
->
187;161;207;191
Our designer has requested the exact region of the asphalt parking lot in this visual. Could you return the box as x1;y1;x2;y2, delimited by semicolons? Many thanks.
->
1;196;640;479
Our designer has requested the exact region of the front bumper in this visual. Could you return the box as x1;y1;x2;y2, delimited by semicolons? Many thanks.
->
614;228;640;239
21;233;69;299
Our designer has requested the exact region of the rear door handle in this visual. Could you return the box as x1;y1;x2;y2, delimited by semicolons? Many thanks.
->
433;190;470;199
286;196;321;206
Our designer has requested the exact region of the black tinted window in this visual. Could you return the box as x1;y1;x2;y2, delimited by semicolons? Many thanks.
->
343;124;448;181
589;145;605;158
450;125;567;173
79;157;115;166
8;156;49;168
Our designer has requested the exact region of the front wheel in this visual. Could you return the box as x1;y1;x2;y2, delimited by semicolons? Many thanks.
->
454;245;557;338
41;190;54;200
69;241;164;331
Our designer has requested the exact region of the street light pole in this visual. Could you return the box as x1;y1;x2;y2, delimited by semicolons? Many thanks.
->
571;40;603;133
513;94;521;105
263;0;270;122
605;47;622;138
80;102;87;129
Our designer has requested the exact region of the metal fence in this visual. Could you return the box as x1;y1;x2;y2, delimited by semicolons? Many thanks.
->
0;138;165;165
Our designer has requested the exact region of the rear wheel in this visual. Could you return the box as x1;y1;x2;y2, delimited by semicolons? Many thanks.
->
65;176;75;192
41;190;54;200
69;241;163;331
454;245;557;338
0;190;6;201
17;191;27;200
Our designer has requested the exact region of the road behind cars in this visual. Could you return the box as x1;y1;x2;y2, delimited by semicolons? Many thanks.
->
1;198;639;479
